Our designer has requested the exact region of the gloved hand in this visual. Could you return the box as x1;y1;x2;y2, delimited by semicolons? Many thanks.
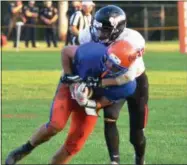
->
60;74;82;84
86;77;102;87
73;83;89;106
72;83;98;116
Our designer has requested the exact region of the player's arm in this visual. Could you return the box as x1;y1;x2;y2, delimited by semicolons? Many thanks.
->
60;46;82;84
101;30;146;86
101;61;137;86
61;45;78;74
72;83;112;116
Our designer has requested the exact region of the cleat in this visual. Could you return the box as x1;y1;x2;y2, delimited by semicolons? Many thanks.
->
5;144;32;165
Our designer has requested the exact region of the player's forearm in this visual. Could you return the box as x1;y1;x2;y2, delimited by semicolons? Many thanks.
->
101;78;118;86
102;62;137;86
101;74;133;86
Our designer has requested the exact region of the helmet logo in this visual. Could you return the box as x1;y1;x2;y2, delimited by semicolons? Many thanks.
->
109;15;126;28
93;19;102;28
109;53;121;65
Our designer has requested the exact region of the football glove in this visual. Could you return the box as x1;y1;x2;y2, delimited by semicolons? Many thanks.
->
73;83;98;116
73;83;89;106
60;74;82;84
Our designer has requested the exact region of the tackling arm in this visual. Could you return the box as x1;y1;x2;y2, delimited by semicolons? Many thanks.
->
101;61;137;86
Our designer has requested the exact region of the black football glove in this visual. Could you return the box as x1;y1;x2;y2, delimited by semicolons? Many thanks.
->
86;77;102;87
60;74;82;84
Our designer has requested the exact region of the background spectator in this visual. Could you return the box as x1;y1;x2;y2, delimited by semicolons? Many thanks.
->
69;1;83;45
7;1;25;48
65;1;82;45
82;1;95;27
40;0;58;48
23;0;39;48
69;1;95;45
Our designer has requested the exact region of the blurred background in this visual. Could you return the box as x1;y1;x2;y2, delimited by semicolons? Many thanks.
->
1;1;182;47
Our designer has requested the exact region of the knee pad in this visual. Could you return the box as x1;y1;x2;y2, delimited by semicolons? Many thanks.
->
104;118;117;123
130;129;146;146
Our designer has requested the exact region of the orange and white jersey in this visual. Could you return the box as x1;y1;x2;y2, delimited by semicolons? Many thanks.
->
79;27;146;80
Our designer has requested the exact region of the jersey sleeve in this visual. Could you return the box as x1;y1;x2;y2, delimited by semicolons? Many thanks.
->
78;27;92;45
130;30;145;51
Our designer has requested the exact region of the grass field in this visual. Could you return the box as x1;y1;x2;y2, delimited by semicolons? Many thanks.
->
2;41;187;164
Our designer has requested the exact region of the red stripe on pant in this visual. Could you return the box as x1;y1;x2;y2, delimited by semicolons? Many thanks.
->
144;104;149;128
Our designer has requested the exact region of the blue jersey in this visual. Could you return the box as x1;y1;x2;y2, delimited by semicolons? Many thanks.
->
73;42;136;101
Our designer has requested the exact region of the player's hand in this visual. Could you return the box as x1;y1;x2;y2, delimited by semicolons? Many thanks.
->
74;83;89;106
86;77;102;87
61;74;82;85
73;83;98;116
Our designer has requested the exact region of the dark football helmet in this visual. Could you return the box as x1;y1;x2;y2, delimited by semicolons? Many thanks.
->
90;5;126;45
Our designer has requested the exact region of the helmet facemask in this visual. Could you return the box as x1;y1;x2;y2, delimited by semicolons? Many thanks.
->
91;19;126;45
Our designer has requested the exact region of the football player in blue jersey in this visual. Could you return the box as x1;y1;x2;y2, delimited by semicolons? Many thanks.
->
5;40;138;165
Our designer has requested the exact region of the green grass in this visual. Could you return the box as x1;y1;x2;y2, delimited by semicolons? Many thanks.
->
2;42;187;164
